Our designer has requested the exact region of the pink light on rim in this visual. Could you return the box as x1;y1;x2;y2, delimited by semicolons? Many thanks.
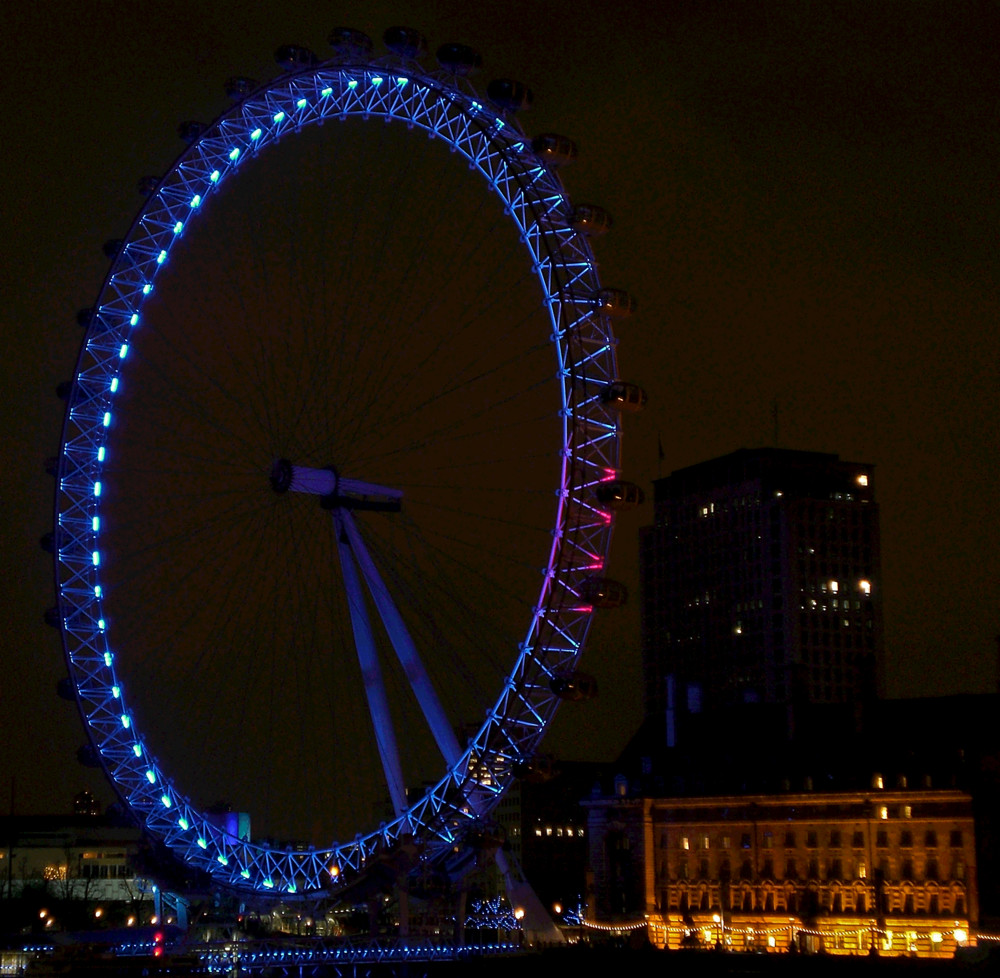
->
584;561;605;571
569;605;595;614
601;467;618;482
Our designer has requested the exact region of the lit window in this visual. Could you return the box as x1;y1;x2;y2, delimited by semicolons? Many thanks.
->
903;805;912;819
829;580;839;593
857;474;869;487
545;827;552;837
879;806;888;820
680;836;690;850
535;828;542;837
872;774;884;790
859;580;871;595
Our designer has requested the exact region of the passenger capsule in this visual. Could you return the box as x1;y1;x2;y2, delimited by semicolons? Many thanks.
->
570;203;614;236
328;28;374;59
56;677;75;701
383;27;428;60
275;44;318;70
513;755;556;783
594;288;637;319
436;42;482;76
600;381;648;413
487;78;533;113
595;480;645;510
550;671;598;701
224;76;257;100
177;120;206;143
77;744;102;768
102;239;123;258
579;577;628;609
531;133;577;166
137;175;159;197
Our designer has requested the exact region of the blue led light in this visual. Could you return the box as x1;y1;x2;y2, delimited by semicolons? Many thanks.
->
371;76;382;86
130;313;139;325
210;169;220;182
173;221;183;235
229;148;240;161
161;795;172;808
217;854;228;866
197;838;208;850
250;128;262;141
104;651;113;666
263;879;274;889
97;446;105;461
98;618;105;630
94;481;102;496
119;344;128;359
240;869;251;879
190;194;201;208
471;101;483;111
142;284;152;295
146;770;156;783
95;585;103;598
132;743;142;756
287;884;297;893
495;118;505;129
321;87;332;97
109;378;118;393
103;412;111;427
93;551;100;566
396;77;408;88
121;714;131;728
157;250;167;264
348;80;358;89
179;817;189;830
92;516;100;531
296;98;307;109
112;686;120;699
273;111;285;123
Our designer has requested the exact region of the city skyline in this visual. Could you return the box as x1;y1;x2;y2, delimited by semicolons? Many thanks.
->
1;1;997;822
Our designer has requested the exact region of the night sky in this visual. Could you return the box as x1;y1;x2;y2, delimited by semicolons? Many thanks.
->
2;1;997;828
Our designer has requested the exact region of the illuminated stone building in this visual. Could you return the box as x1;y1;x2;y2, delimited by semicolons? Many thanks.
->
640;448;882;736
585;785;977;957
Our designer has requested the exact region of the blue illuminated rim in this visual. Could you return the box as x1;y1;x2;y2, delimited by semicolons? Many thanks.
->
54;54;621;896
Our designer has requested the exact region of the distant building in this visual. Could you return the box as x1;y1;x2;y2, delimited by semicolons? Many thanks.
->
640;448;882;742
0;813;146;907
493;761;599;914
585;785;977;957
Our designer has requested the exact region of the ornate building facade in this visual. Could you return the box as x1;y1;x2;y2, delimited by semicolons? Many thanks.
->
585;786;976;957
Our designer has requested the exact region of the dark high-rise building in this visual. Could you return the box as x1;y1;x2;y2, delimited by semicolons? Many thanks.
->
640;448;883;736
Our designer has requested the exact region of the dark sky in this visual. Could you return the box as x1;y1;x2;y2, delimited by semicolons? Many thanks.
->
2;1;997;826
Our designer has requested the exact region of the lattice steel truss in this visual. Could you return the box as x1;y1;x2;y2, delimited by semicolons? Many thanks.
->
53;48;624;896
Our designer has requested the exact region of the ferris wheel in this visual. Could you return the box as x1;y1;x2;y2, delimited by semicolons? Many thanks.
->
48;26;645;898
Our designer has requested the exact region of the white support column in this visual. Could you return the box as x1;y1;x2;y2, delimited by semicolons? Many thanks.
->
340;508;463;768
333;510;409;818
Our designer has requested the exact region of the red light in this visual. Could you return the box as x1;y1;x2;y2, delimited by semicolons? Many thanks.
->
153;947;164;958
